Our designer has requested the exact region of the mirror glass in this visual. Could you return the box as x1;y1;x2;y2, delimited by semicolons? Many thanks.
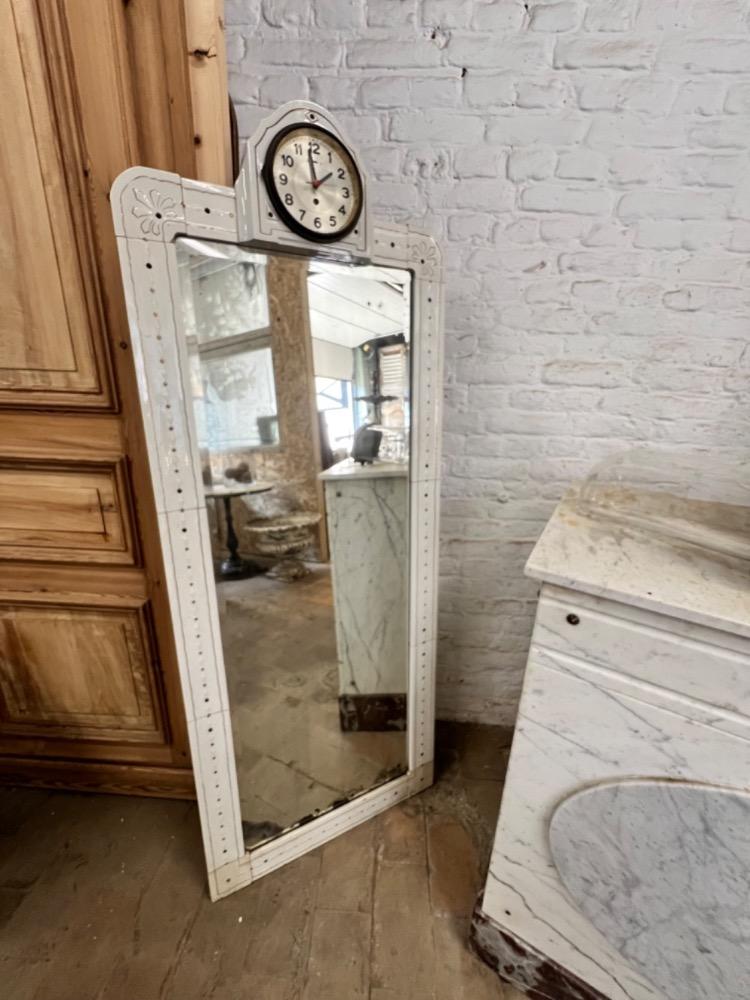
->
176;238;412;848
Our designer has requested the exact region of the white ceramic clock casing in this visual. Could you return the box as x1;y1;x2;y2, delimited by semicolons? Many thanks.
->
237;101;370;257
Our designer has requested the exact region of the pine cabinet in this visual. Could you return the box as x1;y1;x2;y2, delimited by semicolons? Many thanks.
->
0;0;230;797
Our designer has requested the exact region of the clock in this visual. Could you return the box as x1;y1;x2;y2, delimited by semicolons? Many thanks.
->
262;123;363;243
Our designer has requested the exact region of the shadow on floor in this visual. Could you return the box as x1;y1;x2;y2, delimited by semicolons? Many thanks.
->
0;722;522;1000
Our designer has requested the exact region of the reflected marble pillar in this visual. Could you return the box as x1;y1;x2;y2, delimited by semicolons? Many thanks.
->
321;459;408;732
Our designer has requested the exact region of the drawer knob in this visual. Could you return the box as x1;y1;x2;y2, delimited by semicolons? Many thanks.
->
566;613;580;626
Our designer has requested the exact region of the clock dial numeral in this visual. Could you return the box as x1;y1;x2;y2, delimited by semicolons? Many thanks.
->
314;217;322;229
284;193;293;206
278;173;288;185
342;187;350;199
281;154;294;167
338;205;346;215
337;168;345;179
298;209;306;219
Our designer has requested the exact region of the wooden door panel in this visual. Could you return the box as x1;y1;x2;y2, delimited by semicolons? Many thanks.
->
0;601;165;743
0;462;136;564
0;0;111;407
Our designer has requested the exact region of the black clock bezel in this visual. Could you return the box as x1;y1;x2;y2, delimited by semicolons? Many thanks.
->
261;123;364;244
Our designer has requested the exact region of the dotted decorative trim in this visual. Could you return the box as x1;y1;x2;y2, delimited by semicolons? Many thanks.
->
116;183;444;893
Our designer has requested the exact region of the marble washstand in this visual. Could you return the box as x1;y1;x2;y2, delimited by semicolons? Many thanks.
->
320;458;408;732
471;481;750;1000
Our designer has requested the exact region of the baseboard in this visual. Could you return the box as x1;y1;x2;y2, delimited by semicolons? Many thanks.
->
470;897;610;1000
338;693;407;732
0;756;196;800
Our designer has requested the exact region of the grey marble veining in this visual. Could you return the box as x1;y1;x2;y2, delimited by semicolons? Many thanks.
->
477;475;750;1000
480;608;750;1000
324;472;408;697
526;486;750;640
550;780;750;1000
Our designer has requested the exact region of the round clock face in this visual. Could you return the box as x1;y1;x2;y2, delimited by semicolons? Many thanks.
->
262;124;363;243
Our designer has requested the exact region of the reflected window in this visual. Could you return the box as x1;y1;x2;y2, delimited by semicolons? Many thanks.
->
315;376;354;454
178;241;280;456
197;337;279;451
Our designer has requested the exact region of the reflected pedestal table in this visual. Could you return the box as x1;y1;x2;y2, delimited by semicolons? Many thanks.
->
205;482;273;580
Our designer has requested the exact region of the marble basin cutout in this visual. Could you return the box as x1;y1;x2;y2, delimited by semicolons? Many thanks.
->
549;780;750;1000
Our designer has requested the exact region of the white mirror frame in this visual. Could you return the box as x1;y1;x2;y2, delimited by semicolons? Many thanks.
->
111;147;443;901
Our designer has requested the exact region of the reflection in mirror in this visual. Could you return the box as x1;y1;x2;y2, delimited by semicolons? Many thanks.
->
177;239;412;847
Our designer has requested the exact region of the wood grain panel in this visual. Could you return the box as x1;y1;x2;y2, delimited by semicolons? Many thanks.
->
183;0;232;185
0;462;136;564
0;412;124;462
0;563;148;606
0;757;195;798
122;0;197;179
0;602;164;743
0;0;112;407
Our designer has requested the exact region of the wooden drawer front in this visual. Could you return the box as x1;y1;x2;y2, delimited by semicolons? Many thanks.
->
0;603;165;744
0;463;135;564
534;589;750;721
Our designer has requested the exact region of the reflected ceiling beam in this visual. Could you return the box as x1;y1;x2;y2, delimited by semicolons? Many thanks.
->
309;306;402;344
308;274;404;323
307;285;405;341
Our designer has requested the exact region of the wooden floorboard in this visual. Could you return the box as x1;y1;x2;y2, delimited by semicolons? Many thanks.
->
0;723;525;1000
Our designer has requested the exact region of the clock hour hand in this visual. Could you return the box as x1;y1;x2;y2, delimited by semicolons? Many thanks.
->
313;171;333;189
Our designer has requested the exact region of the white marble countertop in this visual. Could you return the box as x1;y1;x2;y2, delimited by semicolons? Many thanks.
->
318;458;409;481
526;485;750;639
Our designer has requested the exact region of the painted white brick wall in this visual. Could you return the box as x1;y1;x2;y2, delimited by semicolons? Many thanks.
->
226;0;750;725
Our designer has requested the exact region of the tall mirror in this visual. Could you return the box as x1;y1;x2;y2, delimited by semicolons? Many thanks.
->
176;238;412;847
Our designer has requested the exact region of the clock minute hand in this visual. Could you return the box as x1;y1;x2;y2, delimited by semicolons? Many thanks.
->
307;146;317;186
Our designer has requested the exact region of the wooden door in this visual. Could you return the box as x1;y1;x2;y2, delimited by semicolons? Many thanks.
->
0;0;231;796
